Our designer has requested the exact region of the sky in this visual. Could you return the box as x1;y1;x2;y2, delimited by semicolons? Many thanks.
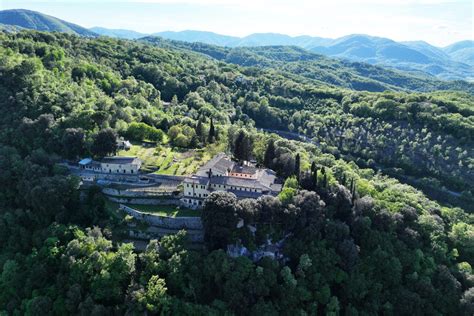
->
1;0;473;46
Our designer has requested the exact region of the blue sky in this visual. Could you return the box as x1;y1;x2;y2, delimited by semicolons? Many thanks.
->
2;0;472;46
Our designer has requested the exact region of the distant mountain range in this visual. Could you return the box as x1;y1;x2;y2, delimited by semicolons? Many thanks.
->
89;26;145;40
0;9;96;37
1;9;472;81
145;31;474;81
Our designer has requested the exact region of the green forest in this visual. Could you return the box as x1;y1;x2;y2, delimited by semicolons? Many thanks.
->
0;31;473;315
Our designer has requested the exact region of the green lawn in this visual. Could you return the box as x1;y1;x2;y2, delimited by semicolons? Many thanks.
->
105;199;200;217
124;203;201;217
117;141;227;176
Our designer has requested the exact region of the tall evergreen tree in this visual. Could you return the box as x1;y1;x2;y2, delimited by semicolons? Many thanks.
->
208;118;215;143
294;153;301;180
310;161;316;173
234;130;252;162
263;139;276;167
196;119;204;144
321;167;327;188
350;178;357;204
313;168;318;189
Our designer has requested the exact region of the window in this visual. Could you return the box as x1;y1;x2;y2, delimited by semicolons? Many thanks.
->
131;170;134;174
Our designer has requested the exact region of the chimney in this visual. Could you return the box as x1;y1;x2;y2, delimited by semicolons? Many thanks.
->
208;168;212;178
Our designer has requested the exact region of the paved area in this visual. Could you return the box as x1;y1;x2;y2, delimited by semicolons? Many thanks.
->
64;163;185;189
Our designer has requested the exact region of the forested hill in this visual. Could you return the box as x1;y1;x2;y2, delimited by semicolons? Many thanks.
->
1;9;472;93
2;9;471;80
142;36;474;94
0;9;97;37
0;31;473;315
146;30;473;81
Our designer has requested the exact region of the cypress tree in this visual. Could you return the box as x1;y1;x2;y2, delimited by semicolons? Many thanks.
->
313;168;318;189
208;118;215;143
321;167;327;188
310;161;316;173
264;139;276;167
294;153;301;180
234;130;251;162
351;180;357;204
196;119;204;143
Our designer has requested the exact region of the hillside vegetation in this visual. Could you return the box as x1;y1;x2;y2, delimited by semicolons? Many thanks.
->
143;36;474;94
0;9;97;37
0;31;473;315
2;9;471;81
144;30;474;81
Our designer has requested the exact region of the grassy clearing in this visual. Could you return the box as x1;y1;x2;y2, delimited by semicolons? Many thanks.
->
124;204;201;217
104;199;200;217
117;141;227;176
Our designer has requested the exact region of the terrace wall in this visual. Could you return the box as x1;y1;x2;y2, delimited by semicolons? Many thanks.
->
108;196;181;205
120;204;203;230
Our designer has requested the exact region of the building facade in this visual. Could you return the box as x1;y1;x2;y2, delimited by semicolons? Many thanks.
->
182;153;282;208
79;156;142;174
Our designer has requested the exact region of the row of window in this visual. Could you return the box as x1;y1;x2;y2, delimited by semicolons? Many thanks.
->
183;199;203;206
230;173;255;178
186;183;206;189
186;183;259;192
107;169;134;174
84;165;135;173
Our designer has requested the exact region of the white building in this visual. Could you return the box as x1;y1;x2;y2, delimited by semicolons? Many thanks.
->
182;153;281;208
79;156;142;174
117;138;132;150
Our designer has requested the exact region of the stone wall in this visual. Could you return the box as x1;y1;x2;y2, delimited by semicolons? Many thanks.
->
108;196;181;205
102;187;177;197
120;205;203;230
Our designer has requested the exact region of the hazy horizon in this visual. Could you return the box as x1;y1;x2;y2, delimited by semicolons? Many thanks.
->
1;0;473;47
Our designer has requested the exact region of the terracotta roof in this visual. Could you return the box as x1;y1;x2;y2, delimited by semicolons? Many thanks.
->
196;153;234;176
231;164;257;175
